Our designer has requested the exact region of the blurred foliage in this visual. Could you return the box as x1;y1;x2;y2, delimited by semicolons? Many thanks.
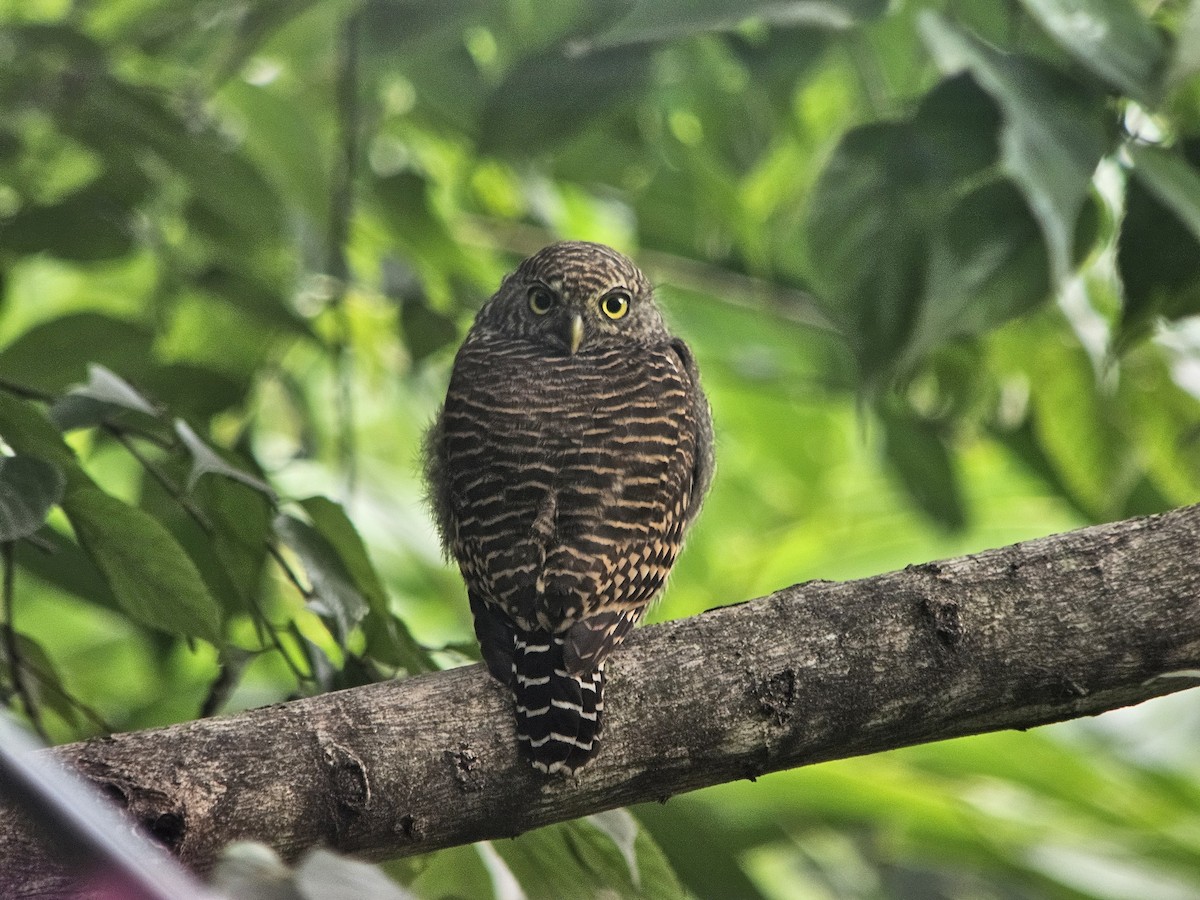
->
1;0;1199;896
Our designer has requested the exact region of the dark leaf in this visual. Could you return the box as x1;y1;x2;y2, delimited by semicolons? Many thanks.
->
920;12;1109;283
478;44;654;156
14;530;119;614
806;121;930;383
195;265;311;337
0;456;65;543
298;497;434;672
273;512;370;646
1117;145;1200;346
910;178;1051;364
0;314;156;396
0;631;84;727
489;815;688;899
371;171;465;273
879;406;967;531
196;474;273;614
399;294;459;365
0;179;138;262
75;77;285;243
1016;0;1164;103
0;394;79;472
141;364;251;423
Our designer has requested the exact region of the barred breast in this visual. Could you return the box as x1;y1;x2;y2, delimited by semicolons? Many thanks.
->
434;330;704;774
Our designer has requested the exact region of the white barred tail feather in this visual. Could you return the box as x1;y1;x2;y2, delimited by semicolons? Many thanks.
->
512;632;604;775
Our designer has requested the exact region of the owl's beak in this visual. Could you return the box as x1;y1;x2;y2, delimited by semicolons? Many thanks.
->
566;312;584;355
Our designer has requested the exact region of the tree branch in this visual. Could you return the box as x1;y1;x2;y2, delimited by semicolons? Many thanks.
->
3;505;1199;895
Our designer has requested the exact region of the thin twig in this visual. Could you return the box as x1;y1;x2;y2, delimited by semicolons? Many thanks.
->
1;544;49;743
104;425;216;535
327;12;363;501
107;426;312;685
0;378;55;404
267;542;312;602
261;544;315;684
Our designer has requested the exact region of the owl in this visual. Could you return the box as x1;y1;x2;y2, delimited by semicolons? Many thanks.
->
425;241;713;775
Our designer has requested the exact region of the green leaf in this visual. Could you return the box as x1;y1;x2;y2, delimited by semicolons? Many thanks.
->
1114;344;1200;508
1127;144;1200;236
478;45;654;156
371;172;464;278
399;294;460;366
298;497;433;671
193;474;273;614
0;630;84;728
589;0;888;48
195;265;311;337
0;455;65;542
296;498;387;613
634;802;770;899
74;76;284;243
273;512;370;646
14;528;119;612
216;80;331;221
806;121;928;382
0;314;155;396
920;12;1108;283
488;817;687;900
1117;145;1200;345
0;179;138;262
49;362;159;432
912;178;1051;364
1016;0;1163;102
0;394;79;472
294;848;417;900
879;406;967;531
1003;328;1133;519
63;487;224;642
142;364;251;423
1167;0;1200;88
50;363;163;432
806;74;1012;383
175;420;276;499
586;809;642;887
392;844;494;899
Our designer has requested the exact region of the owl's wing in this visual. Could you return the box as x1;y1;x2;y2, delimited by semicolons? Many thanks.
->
563;609;638;674
555;340;713;676
469;589;517;684
671;338;714;527
421;411;455;557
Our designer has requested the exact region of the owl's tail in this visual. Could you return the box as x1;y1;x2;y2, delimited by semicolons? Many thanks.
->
512;631;604;776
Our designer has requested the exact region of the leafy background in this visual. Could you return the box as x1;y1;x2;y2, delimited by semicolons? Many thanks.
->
1;0;1200;897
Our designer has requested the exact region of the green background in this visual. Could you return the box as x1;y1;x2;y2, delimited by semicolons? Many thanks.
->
1;0;1200;896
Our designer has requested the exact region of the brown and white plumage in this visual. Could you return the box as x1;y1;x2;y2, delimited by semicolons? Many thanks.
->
426;241;713;775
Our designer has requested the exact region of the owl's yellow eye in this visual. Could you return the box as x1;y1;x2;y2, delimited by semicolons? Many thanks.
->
528;286;554;315
600;290;630;320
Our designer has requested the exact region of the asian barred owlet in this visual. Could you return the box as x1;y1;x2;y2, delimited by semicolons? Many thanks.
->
426;241;713;775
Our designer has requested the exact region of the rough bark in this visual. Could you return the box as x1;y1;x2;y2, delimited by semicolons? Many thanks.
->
3;505;1199;896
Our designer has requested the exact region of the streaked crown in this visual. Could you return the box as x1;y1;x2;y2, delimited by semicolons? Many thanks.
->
473;241;668;354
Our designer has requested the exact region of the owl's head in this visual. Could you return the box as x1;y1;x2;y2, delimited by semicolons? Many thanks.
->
473;241;668;354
